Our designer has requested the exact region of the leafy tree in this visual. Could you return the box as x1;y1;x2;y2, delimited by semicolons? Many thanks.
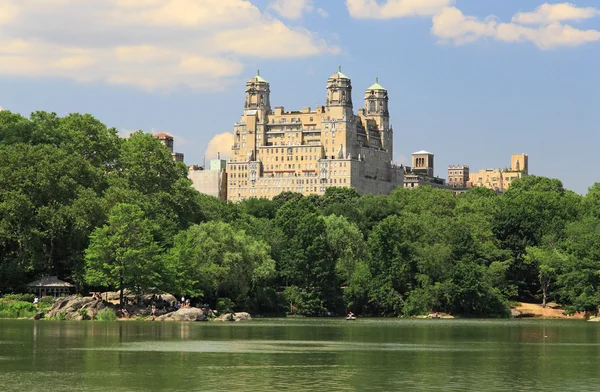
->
493;176;582;299
366;215;419;315
164;221;275;309
323;215;366;283
558;217;600;314
85;204;162;305
524;245;564;307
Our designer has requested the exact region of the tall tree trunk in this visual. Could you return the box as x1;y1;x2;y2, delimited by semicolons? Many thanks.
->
119;271;124;307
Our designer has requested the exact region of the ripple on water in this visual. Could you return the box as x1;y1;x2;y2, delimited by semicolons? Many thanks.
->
71;339;485;354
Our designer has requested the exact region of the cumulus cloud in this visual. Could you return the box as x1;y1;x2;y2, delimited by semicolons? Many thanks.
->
431;6;600;50
317;8;329;18
268;0;313;20
346;0;453;19
512;3;600;25
0;0;338;90
345;1;600;50
205;132;234;161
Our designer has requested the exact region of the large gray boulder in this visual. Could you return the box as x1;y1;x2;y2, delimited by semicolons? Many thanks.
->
214;312;252;322
155;307;207;322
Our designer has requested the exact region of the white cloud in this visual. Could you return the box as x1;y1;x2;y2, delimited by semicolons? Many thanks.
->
268;0;313;20
432;6;600;50
346;0;454;19
118;128;137;138
317;8;329;18
0;0;338;90
512;3;600;25
205;133;234;161
345;0;600;50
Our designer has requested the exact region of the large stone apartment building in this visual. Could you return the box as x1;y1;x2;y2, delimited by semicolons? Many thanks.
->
468;154;528;192
226;68;403;201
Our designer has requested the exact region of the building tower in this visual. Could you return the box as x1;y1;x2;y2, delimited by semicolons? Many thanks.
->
511;154;529;175
412;150;434;177
244;70;271;114
364;77;392;157
154;133;173;152
326;65;353;119
154;133;184;162
235;71;271;163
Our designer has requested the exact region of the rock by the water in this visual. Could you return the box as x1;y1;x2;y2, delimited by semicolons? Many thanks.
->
234;312;251;321
33;311;45;320
155;307;207;322
46;295;115;320
214;312;252;322
511;309;522;318
587;317;600;322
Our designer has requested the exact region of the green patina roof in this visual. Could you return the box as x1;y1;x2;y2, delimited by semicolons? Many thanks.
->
334;65;349;79
254;69;267;83
367;77;385;90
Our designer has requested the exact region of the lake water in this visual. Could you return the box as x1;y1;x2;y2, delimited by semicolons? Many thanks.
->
1;318;600;391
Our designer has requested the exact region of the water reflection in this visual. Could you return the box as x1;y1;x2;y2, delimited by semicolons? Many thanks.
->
1;319;600;392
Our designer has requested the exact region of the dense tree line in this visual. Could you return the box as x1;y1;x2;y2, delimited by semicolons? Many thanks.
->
1;111;599;317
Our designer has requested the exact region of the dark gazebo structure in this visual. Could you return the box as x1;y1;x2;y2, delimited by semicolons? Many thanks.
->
27;276;75;298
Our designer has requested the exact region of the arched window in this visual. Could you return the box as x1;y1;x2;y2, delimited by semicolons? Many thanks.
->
369;100;375;112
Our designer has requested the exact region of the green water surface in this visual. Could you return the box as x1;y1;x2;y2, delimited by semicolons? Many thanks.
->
1;318;599;391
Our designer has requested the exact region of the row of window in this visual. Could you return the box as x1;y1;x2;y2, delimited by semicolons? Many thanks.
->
232;178;349;192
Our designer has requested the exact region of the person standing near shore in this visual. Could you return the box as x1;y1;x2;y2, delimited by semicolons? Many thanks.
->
33;296;39;308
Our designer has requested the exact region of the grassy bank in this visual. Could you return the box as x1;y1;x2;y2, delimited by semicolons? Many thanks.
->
0;295;54;319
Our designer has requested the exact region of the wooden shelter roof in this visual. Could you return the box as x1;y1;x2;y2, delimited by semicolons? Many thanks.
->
27;276;74;288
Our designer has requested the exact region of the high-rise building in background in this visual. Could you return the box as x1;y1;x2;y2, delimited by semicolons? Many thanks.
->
226;68;403;201
188;159;228;200
153;133;184;162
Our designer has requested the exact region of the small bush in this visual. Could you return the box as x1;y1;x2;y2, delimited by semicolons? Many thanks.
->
217;298;234;313
58;312;67;321
0;299;37;318
96;308;117;321
4;293;35;303
38;296;55;311
40;296;55;305
79;309;89;320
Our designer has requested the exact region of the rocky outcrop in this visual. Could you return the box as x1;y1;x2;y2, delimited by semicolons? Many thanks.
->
511;309;522;318
46;295;115;320
214;312;252;322
155;307;207;322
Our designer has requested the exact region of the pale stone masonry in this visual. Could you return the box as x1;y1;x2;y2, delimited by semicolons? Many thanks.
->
403;150;449;189
468;154;529;192
226;68;403;201
448;165;470;188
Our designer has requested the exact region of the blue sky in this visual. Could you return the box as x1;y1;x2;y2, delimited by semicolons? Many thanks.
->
1;0;599;194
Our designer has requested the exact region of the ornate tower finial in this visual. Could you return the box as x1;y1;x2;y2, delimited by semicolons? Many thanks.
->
257;69;260;76
376;76;379;83
337;65;341;72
